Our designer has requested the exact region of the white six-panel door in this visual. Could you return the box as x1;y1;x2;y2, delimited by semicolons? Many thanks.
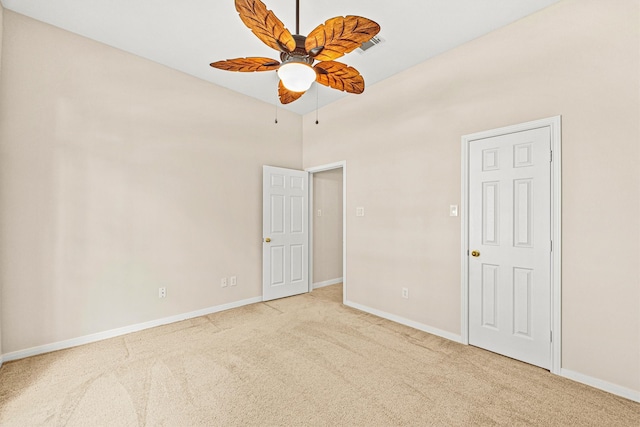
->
263;166;309;301
468;127;552;369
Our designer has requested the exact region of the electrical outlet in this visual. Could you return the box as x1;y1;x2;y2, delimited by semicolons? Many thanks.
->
356;207;365;217
221;277;228;288
317;209;322;217
158;287;167;298
402;287;409;299
230;276;237;286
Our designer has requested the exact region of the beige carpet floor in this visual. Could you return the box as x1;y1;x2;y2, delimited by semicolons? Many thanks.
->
0;284;638;426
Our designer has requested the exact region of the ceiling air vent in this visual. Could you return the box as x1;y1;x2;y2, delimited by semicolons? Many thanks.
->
358;35;384;53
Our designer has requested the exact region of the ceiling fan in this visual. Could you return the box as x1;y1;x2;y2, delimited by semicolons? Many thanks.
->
210;0;380;104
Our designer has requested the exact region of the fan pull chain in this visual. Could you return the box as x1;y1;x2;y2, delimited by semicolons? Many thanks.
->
275;103;278;124
315;84;319;125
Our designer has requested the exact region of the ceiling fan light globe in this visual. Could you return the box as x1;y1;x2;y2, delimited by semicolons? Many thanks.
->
278;62;316;92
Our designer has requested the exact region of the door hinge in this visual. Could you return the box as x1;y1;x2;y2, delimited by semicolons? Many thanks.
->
550;240;553;252
550;331;553;342
550;150;553;162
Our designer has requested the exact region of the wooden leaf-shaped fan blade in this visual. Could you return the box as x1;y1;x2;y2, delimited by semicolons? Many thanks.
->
210;57;280;72
235;0;296;52
278;81;306;104
305;16;380;61
314;61;364;94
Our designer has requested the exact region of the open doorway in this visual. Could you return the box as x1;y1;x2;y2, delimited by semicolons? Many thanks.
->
307;162;346;302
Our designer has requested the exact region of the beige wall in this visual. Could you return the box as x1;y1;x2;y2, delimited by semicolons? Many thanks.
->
0;11;302;353
312;169;343;285
303;0;640;393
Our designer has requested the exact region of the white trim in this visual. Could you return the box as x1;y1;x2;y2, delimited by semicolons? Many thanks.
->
313;278;343;289
461;116;562;373
305;161;346;174
549;117;562;375
1;296;262;363
461;137;470;345
305;161;347;304
345;300;463;344
560;369;640;403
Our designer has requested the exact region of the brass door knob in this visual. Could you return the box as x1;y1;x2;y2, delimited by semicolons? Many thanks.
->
471;250;480;257
265;238;271;243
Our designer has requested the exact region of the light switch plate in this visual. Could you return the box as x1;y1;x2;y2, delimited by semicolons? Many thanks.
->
450;205;459;217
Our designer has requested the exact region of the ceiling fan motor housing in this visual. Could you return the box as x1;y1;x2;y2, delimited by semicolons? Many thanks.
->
279;34;314;66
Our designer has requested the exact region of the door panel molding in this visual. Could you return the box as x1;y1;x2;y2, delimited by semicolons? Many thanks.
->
461;116;562;374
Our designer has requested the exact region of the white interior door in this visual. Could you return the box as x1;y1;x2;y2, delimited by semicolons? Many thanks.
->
263;166;309;301
468;127;552;369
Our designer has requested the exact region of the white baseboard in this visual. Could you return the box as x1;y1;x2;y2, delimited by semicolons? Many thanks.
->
560;369;640;403
344;300;463;344
313;278;343;289
1;296;262;363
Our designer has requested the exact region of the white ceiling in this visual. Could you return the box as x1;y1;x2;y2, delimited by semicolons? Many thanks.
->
1;0;561;115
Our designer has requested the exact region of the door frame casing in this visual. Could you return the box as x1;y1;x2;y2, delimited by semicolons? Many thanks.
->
305;161;347;303
461;116;562;374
